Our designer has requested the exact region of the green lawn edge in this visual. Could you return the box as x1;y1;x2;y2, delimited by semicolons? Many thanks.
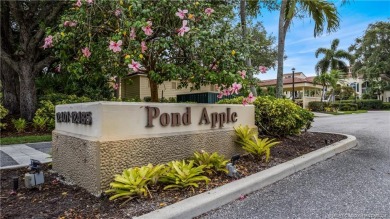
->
0;135;52;145
325;110;368;115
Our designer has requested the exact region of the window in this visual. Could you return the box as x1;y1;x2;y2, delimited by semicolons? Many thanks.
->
171;82;177;90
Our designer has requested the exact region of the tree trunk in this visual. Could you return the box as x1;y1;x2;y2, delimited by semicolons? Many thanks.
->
240;0;257;96
149;78;159;102
0;61;19;114
19;62;37;121
276;0;288;98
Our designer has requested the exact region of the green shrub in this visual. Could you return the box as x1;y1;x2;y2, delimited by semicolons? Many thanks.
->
159;160;210;192
105;164;165;201
0;104;9;129
340;99;382;110
12;118;27;133
40;93;92;105
241;136;279;162
382;102;390;110
218;97;314;136
308;101;329;112
254;97;314;136
331;103;358;111
143;96;152;102
191;151;229;174
32;116;47;131
34;100;56;130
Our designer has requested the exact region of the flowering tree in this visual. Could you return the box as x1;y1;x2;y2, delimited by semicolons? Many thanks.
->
49;0;270;102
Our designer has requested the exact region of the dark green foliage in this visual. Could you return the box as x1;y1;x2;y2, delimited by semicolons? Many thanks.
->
308;101;329;112
331;103;358;111
339;99;383;110
382;102;390;110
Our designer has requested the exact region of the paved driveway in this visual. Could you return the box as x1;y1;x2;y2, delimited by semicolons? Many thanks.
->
201;111;390;219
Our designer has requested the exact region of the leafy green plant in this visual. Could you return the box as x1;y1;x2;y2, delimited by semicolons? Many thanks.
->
0;104;8;129
159;160;210;192
191;151;229;174
219;96;314;137
105;164;165;201
234;125;257;145
242;136;279;162
12;118;27;133
32;116;47;131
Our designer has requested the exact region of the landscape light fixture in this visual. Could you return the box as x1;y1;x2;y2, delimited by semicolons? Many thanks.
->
292;67;296;101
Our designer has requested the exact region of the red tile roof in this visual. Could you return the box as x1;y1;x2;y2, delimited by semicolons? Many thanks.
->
259;76;316;86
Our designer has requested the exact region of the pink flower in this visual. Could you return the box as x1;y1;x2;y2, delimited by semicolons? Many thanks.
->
114;9;121;17
175;9;188;19
128;59;142;72
55;64;61;73
238;70;246;79
82;47;91;58
178;20;190;36
259;66;268;74
205;8;214;16
109;40;122;53
142;21;153;36
86;0;93;4
223;88;231;96
141;41;147;53
113;83;119;90
247;92;255;103
130;27;136;40
75;0;82;7
64;21;77;27
231;82;242;95
209;63;218;70
42;35;53;49
217;91;224;99
242;98;248;106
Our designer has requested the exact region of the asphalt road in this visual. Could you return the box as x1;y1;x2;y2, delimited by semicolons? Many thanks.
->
201;111;390;219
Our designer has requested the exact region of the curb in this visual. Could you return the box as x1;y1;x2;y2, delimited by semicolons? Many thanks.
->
0;160;52;171
134;134;357;219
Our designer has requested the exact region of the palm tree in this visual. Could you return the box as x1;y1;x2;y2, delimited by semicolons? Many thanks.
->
313;70;342;102
315;39;353;74
276;0;340;98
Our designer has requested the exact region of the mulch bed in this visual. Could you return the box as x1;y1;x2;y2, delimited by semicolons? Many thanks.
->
0;132;346;219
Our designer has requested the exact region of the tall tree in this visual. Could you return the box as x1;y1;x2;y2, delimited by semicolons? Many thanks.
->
0;1;19;114
315;38;353;74
0;1;66;120
276;0;340;98
239;0;278;96
349;21;390;80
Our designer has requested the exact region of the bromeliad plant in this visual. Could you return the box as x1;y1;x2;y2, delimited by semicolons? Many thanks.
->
242;136;279;162
191;151;229;174
159;160;210;192
105;163;165;201
234;125;257;145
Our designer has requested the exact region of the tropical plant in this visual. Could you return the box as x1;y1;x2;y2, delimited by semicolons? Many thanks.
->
159;160;210;192
32;116;47;131
191;151;229;174
315;39;353;74
234;125;257;146
276;0;340;97
313;70;342;102
242;136;279;162
12;118;27;133
105;164;165;201
34;100;56;130
0;104;9;129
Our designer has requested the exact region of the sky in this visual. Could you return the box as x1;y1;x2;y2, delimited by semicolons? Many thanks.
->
253;0;390;81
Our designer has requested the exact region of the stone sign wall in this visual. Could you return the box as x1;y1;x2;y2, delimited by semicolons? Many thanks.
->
52;102;255;195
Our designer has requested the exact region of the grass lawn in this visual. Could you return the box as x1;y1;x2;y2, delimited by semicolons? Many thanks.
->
0;135;52;145
326;110;368;115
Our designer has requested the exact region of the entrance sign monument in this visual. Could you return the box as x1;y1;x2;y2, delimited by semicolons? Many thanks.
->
53;102;255;194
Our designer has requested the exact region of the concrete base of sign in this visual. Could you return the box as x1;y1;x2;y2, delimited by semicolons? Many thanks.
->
52;129;245;195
